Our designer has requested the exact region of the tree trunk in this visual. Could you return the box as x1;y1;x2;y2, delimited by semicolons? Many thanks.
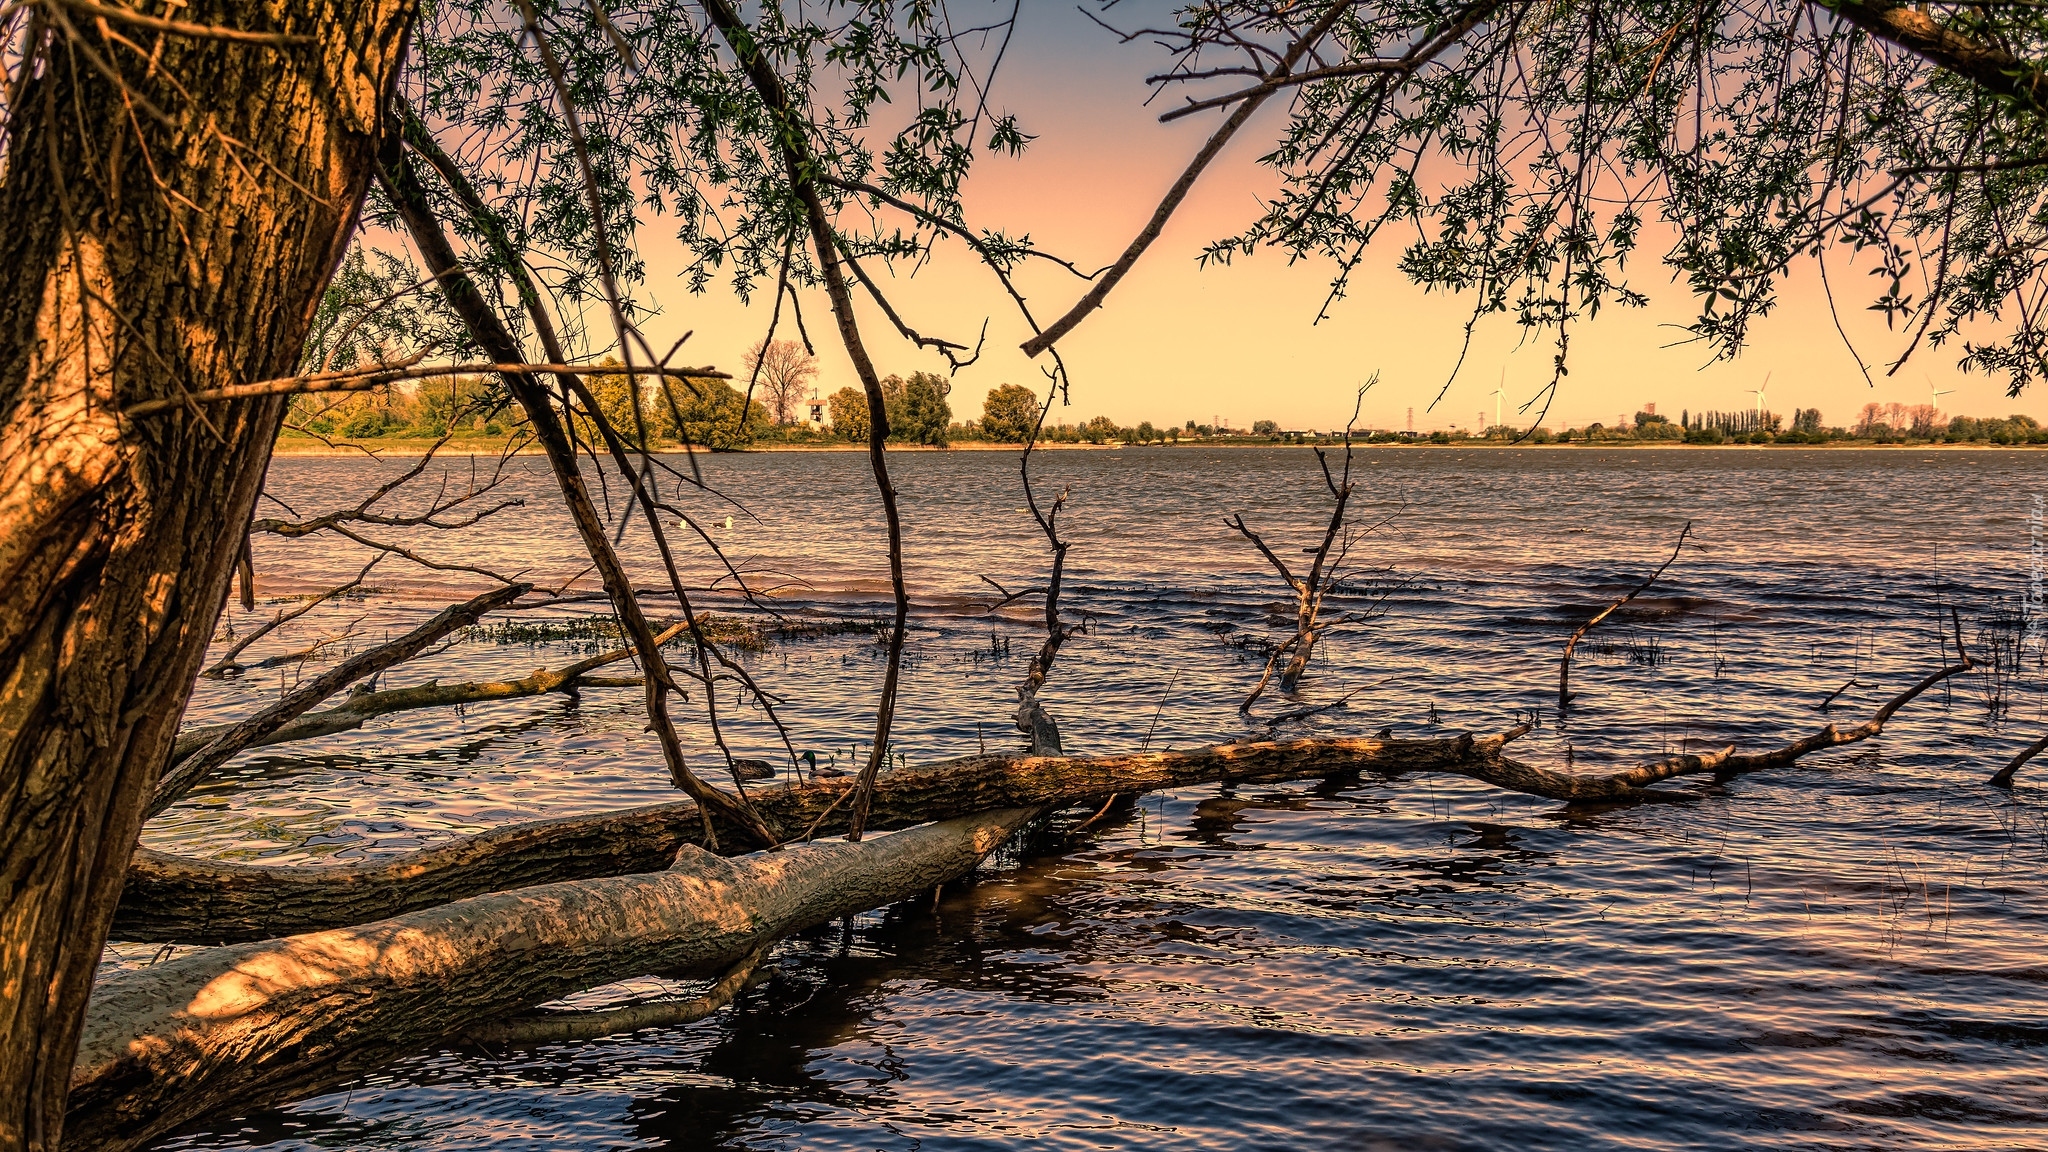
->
69;809;1036;1152
1278;630;1317;694
0;5;416;1147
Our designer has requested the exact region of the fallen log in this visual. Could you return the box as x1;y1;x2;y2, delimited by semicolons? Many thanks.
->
70;809;1035;1152
117;659;1965;943
117;731;1511;942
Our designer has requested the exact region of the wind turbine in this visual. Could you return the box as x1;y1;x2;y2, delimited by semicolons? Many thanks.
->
1492;371;1506;433
1750;372;1771;427
1929;377;1955;418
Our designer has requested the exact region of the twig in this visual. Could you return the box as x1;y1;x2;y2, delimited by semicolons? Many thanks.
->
1141;670;1181;752
1817;677;1860;711
1021;0;1359;357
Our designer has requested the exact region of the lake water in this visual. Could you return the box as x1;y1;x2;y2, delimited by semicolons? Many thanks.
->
136;446;2048;1151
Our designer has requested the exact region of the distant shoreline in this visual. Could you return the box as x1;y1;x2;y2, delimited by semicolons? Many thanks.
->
269;437;2048;457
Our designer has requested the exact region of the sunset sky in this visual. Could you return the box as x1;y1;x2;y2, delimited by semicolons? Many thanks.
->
628;4;2044;434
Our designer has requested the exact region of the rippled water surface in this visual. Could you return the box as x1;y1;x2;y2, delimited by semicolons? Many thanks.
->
142;447;2048;1150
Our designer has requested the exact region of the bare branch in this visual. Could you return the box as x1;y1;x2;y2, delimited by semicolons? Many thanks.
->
1558;521;1693;709
376;148;777;849
201;556;379;679
122;361;730;418
1021;0;1366;358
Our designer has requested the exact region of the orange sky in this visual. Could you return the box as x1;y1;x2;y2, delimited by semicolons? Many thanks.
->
625;6;2042;433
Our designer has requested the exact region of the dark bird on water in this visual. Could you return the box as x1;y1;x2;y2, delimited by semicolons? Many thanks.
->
801;750;849;778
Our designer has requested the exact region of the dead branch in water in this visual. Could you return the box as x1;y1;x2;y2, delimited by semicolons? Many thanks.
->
1231;381;1386;711
1990;733;2048;787
148;585;532;819
1558;521;1693;710
1008;379;1080;755
83;657;1970;1148
204;557;383;679
168;622;691;769
117;658;1968;944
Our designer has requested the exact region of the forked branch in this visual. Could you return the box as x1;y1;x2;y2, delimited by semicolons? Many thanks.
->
1232;381;1378;710
203;556;381;678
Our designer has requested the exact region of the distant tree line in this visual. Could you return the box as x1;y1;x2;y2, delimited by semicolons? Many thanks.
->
285;366;773;451
283;377;2048;451
1399;408;2048;445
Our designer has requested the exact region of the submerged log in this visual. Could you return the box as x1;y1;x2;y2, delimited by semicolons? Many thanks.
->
117;659;1965;944
149;585;530;818
164;621;684;766
1990;732;2048;787
70;809;1035;1152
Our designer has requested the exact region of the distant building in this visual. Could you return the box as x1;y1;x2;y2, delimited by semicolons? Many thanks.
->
803;389;827;430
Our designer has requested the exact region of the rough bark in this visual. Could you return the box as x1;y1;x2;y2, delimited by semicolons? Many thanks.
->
0;3;415;1145
70;809;1035;1152
115;660;1964;945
